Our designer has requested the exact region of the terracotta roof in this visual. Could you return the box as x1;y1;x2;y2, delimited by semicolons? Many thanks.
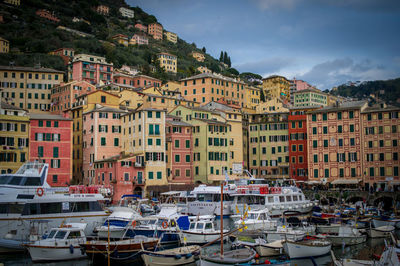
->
0;65;64;74
1;101;26;111
29;113;72;121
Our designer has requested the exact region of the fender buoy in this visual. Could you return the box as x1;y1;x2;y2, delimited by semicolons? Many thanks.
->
69;244;74;254
131;220;137;228
36;188;44;197
162;221;168;229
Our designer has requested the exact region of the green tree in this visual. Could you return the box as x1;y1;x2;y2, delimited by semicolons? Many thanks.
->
223;51;228;64
219;51;223;62
202;47;206;53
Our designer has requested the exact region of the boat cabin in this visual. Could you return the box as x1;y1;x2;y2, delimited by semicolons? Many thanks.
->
188;220;215;232
45;224;86;241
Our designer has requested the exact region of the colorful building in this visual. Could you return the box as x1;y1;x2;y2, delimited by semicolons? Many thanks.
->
50;80;95;114
180;73;246;106
290;79;315;105
307;101;368;184
293;89;328;107
112;34;129;47
256;97;288;114
4;0;20;6
0;37;9;53
70;54;113;85
0;65;64;113
166;116;193;185
29;113;72;186
113;72;161;88
197;66;212;74
0;102;29;174
36;9;60;23
243;85;261;111
164;31;177;43
119;7;134;18
129;34;148;45
96;5;109;15
191;51;205;62
262;75;290;102
148;23;163;40
49;48;75;65
361;104;400;191
134;23;147;32
157;52;177;73
248;112;289;179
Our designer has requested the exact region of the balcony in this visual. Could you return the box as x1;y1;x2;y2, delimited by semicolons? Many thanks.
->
135;162;145;167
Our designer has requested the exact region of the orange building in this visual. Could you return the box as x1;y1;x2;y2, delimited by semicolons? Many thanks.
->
148;23;163;40
49;48;75;65
180;73;246;106
36;9;60;23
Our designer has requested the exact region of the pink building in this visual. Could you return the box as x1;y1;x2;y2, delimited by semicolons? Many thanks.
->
71;54;113;85
134;23;147;32
113;73;161;88
29;113;72;186
129;34;149;45
94;155;145;202
50;80;96;114
36;9;60;23
49;48;75;65
166;115;193;185
82;105;126;185
290;78;316;105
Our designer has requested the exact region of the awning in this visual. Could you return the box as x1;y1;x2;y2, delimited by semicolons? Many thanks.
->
331;179;361;185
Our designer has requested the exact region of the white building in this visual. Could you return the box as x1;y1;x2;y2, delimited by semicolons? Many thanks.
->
119;7;134;18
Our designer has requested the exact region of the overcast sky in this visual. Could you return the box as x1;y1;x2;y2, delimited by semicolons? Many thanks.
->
127;0;400;90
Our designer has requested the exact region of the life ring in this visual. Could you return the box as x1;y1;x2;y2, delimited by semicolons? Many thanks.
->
36;188;44;197
162;221;168;229
131;220;137;228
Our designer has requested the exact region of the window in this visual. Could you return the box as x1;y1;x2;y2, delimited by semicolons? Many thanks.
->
394;153;398;161
351;168;356;177
313;154;318;163
337;112;342;120
101;96;106;103
314;169;318;178
148;111;152;118
175;155;180;162
324;154;328;162
349;111;354;119
338;125;342;133
292;145;296;152
185;140;190;148
312;114;316;121
379;153;384;161
380;167;385;176
312;127;317;135
156;111;161;118
186;155;190;162
54;121;58;128
52;175;58;183
53;147;59;158
323;126;327;134
323;140;328;147
114;138;119;147
313;140;317;148
148;172;154;179
379;140;384;147
394;167;399;177
156;139;161;146
324;169;329;178
38;146;43;157
392;125;397;133
38;120;43;127
175;140;179;148
148;138;153;145
323;113;327;121
339;168;344;177
379;126;383;134
378;113;383;120
350;138;355;146
350;124;354;132
101;137;106;146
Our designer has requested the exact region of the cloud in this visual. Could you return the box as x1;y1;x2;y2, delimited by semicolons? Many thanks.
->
298;58;398;90
235;57;296;76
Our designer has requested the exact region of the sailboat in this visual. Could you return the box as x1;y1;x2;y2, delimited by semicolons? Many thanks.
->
199;181;256;266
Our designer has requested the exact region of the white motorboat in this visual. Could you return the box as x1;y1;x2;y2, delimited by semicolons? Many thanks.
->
331;246;400;266
182;217;228;244
372;218;400;229
266;225;305;242
368;225;395;238
233;236;283;257
316;224;342;234
25;223;87;262
283;239;331;259
199;247;256;266
96;207;141;239
234;208;277;231
325;226;367;246
141;245;200;266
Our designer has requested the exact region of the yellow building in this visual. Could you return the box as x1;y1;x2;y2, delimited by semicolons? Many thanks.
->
164;31;177;44
111;34;129;47
191;51;205;62
74;90;120;113
197;66;212;74
4;0;20;6
244;85;261;111
0;37;9;53
0;102;29;174
0;65;64;113
262;75;290;101
256;97;289;113
157;52;177;73
161;81;181;93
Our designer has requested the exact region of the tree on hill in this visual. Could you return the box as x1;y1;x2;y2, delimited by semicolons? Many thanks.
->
219;51;223;62
202;47;206;53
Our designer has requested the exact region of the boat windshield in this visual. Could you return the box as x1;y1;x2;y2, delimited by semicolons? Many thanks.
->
205;223;213;230
48;230;57;239
248;213;258;220
190;223;195;230
55;231;67;239
196;223;204;230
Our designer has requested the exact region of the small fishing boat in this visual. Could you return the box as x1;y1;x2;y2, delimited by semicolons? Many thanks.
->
283;239;331;259
368;225;395;238
325;226;367;246
25;223;87;262
266;225;305;242
182;217;228;244
80;235;158;261
234;208;277;231
200;247;257;266
233;236;283;257
331;245;400;266
95;207;141;239
372;217;400;229
141;245;200;266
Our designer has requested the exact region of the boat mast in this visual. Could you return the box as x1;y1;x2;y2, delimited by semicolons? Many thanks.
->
220;182;224;258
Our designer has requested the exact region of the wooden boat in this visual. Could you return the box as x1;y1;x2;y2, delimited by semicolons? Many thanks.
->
233;236;283;257
25;223;87;262
141;245;200;266
331;246;400;266
368;225;395;238
325;226;367;246
80;235;158;261
266;225;305;242
283;239;331;259
182;218;228;244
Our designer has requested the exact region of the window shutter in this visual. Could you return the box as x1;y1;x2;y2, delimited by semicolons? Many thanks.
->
337;153;339;162
106;125;108;132
35;133;38;141
99;125;101;132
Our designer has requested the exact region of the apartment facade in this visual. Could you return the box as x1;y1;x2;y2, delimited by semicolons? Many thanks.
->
148;23;163;40
262;75;290;101
49;48;75;65
293;89;328;107
119;7;134;18
164;31;177;43
243;85;261;111
36;9;60;23
112;34;129;47
70;54;113;85
0;65;64;113
191;51;205;62
134;23;147;32
129;34;148;45
0;37;9;53
29;113;72;186
157;52;177;73
0;102;29;174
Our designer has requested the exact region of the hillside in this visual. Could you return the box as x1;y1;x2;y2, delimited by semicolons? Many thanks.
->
0;0;234;83
331;78;400;106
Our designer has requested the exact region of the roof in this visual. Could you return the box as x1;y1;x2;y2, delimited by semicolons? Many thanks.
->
158;52;176;57
1;101;26;111
308;100;368;114
361;104;400;114
0;65;64;74
292;88;323;94
83;105;127;115
180;72;245;84
166;120;193;127
29;113;72;121
262;75;289;81
194;118;226;125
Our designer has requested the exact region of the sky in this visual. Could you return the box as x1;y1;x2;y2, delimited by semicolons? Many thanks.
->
127;0;400;90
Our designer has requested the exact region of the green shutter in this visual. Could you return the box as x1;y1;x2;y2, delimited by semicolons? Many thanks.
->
53;147;59;158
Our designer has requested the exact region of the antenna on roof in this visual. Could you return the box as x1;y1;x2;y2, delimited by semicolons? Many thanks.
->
9;61;15;67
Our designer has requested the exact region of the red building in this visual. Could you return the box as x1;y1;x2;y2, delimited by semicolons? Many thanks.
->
288;107;320;181
71;54;113;85
166;115;193;185
94;155;145;203
29;113;72;186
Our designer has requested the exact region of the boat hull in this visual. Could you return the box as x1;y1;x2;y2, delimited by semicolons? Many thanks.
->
316;224;341;234
283;240;331;259
182;231;227;244
368;226;395;238
27;245;86;262
326;235;367;246
266;231;305;242
126;229;180;245
199;248;256;266
141;245;200;266
255;245;282;257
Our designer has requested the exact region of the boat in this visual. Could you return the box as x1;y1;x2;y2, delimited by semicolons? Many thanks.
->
182;216;228;244
368;225;395;238
372;217;400;228
0;162;109;253
324;226;367;246
331;245;400;266
80;235;158;261
266;225;306;242
316;223;342;234
283;239;332;259
141;245;200;266
234;208;277;231
95;207;141;239
25;223;87;262
233;236;284;257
